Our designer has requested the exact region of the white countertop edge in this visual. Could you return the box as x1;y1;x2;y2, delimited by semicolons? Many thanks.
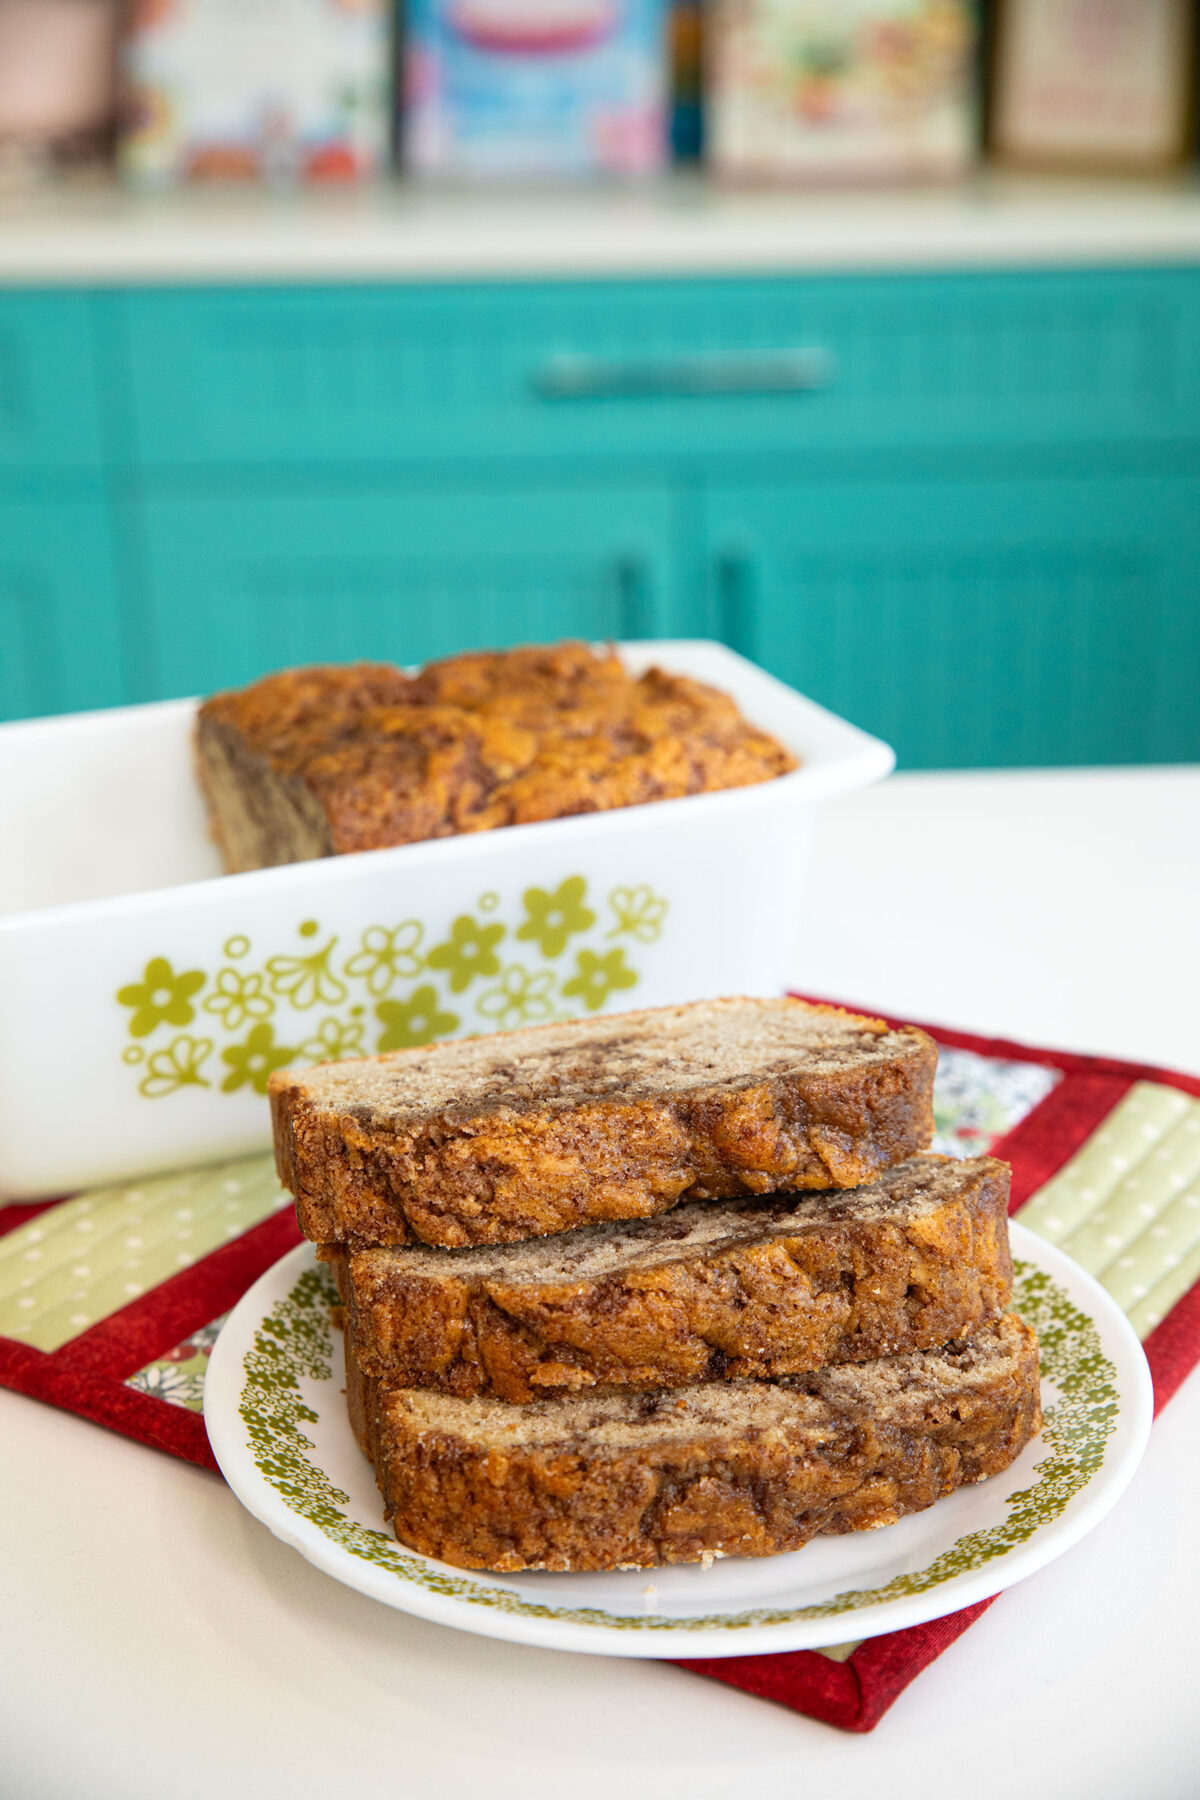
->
3;174;1200;284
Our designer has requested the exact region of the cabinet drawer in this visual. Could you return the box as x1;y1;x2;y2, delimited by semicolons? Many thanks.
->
0;293;105;472
0;493;126;720
135;479;681;699
704;474;1200;768
120;267;1200;471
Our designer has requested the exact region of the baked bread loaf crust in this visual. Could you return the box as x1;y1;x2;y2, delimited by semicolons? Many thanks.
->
195;642;797;872
326;1154;1012;1400
272;998;938;1249
347;1312;1041;1572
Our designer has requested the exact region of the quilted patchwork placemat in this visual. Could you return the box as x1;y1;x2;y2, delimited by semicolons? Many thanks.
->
2;1005;1198;1731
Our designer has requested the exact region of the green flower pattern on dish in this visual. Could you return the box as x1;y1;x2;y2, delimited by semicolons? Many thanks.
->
299;1016;367;1064
203;967;274;1032
561;947;638;1013
476;964;557;1032
138;1034;214;1098
607;885;669;943
114;873;669;1101
265;932;348;1011
235;1255;1120;1634
221;1023;297;1094
516;876;595;959
118;957;206;1038
343;922;424;997
376;986;460;1052
426;916;505;995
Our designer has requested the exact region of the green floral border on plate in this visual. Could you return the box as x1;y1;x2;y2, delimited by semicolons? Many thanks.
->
235;1256;1119;1634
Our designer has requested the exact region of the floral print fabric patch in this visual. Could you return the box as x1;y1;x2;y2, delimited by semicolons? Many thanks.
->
127;1313;229;1413
931;1047;1060;1159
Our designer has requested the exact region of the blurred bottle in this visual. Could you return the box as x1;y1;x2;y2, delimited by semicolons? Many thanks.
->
670;0;703;161
0;0;118;185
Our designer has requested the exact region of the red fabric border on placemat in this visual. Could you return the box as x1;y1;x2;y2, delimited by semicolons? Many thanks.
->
0;1204;302;1470
678;1597;998;1734
2;1007;1198;1733
676;1005;1200;1730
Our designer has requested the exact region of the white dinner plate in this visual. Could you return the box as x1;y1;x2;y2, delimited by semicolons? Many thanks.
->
204;1221;1152;1658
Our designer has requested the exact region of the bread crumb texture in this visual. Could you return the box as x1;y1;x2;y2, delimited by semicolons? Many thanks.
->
272;997;938;1247
327;1153;1013;1399
196;642;797;871
350;1313;1041;1571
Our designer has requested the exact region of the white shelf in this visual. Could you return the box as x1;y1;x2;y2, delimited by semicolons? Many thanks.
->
2;173;1200;284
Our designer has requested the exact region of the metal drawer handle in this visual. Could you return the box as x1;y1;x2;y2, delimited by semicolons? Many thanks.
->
535;347;833;400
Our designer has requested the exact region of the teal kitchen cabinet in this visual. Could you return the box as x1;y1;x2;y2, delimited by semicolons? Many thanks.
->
135;479;684;700
703;474;1200;768
3;250;1200;763
115;267;1200;473
0;493;127;720
0;292;105;473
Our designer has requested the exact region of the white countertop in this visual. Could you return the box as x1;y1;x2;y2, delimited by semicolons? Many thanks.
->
2;765;1199;1800
3;174;1200;285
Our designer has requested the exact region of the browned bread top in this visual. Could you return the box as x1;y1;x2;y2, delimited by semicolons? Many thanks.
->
271;997;939;1248
357;1312;1041;1571
196;641;797;869
328;1153;1013;1399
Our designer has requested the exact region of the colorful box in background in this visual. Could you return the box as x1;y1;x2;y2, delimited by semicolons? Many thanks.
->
403;0;668;177
118;0;390;185
708;0;977;184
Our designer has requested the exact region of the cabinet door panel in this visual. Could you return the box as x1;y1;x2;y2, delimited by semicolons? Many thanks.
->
705;477;1200;768
138;481;681;700
0;495;125;721
0;294;104;472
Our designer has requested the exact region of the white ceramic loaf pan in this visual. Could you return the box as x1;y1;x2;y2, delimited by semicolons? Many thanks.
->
0;642;893;1199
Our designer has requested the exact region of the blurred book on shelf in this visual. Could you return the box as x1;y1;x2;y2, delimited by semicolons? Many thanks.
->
118;0;391;186
400;0;669;178
670;0;703;160
989;0;1196;175
0;0;1196;199
0;0;118;185
706;0;978;185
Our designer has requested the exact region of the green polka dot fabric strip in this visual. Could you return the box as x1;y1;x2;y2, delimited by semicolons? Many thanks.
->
0;1156;287;1353
1019;1082;1200;1339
